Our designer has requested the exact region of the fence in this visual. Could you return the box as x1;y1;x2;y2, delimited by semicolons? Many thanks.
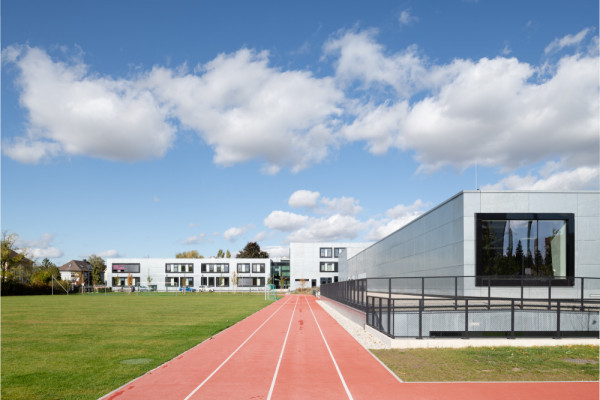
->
321;276;600;339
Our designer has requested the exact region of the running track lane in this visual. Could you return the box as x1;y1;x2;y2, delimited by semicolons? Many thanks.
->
102;295;599;400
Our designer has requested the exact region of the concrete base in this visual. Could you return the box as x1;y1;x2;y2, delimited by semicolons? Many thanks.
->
364;324;600;349
320;296;599;349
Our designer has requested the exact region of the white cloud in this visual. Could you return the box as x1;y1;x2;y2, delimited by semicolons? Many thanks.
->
223;224;254;241
320;196;362;216
95;249;122;258
184;233;208;245
366;199;427;240
252;231;269;242
145;49;344;173
323;29;428;98
399;9;419;26
4;29;597;178
263;245;289;258
482;165;599;191
2;46;176;164
288;190;320;208
16;233;63;260
264;211;309;231
287;214;364;242
545;28;591;54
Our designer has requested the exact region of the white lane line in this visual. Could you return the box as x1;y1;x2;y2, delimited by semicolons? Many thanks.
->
183;296;293;400
266;296;299;400
306;296;354;400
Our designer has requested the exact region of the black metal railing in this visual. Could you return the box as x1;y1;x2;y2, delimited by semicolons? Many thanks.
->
321;276;600;339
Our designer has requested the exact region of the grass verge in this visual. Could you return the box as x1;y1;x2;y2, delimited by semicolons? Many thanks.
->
372;345;599;382
1;292;274;400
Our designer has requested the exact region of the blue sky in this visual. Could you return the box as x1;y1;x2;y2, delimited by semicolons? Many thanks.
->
2;0;598;264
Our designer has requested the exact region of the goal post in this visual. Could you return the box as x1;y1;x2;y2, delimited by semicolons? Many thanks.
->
265;284;278;301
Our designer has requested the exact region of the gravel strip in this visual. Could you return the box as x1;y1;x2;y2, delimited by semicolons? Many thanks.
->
317;299;387;350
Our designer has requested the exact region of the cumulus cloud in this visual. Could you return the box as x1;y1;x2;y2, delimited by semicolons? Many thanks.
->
399;9;419;26
288;190;320;208
184;233;208;245
223;224;254;241
482;164;600;191
16;233;63;259
263;245;289;258
264;211;309;231
323;29;428;98
95;249;122;258
365;199;428;240
287;214;365;242
320;196;362;216
545;28;592;54
4;28;597;178
2;45;176;164
145;49;344;173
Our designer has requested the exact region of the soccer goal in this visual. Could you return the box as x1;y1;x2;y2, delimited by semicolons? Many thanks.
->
265;284;278;300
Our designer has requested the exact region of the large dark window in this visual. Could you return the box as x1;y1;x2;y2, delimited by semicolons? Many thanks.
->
112;263;140;273
476;213;574;286
237;263;250;273
320;248;332;258
320;262;338;272
252;263;265;273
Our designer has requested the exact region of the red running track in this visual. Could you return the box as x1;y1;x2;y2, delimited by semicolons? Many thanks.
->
101;295;599;400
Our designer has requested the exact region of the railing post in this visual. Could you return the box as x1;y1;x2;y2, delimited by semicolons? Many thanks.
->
421;277;425;301
463;299;469;339
548;277;552;311
418;299;423;339
554;300;561;339
581;278;585;311
378;297;383;331
510;299;515;339
520;276;524;309
454;276;458;310
487;278;491;310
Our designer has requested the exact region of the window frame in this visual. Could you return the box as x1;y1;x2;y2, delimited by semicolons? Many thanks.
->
334;248;345;258
320;247;333;258
320;262;338;272
475;213;575;286
112;263;140;273
252;263;265;273
237;263;250;273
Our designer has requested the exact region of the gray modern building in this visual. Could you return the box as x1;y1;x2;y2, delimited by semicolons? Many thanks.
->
341;191;600;298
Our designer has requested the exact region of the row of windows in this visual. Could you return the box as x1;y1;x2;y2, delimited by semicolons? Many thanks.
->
201;263;229;273
319;247;345;258
112;263;268;275
166;263;193;273
235;263;266;273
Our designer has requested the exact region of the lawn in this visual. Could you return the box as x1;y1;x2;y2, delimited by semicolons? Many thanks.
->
372;345;600;382
1;292;274;400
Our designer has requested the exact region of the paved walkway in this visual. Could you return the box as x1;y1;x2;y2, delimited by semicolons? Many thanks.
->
101;295;599;399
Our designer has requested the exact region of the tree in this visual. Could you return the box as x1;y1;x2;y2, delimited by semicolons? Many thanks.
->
225;250;231;258
236;242;269;258
88;254;106;285
1;231;33;283
126;273;134;288
31;258;60;285
175;250;204;258
216;249;224;258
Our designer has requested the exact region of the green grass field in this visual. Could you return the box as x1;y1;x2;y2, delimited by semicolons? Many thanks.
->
373;345;600;382
1;292;274;400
